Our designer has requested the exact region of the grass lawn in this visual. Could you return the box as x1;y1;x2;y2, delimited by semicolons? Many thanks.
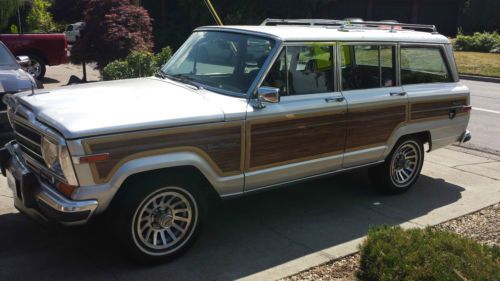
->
454;51;500;78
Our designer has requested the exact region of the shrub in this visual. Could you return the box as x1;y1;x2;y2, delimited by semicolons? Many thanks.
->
357;225;500;281
102;46;172;81
26;0;57;32
454;31;500;53
71;0;153;70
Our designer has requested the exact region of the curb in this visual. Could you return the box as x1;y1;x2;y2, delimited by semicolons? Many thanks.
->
460;74;500;83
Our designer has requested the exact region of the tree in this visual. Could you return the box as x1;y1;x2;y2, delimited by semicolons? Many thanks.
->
26;0;56;32
51;0;86;24
461;0;500;33
0;0;24;31
71;0;153;70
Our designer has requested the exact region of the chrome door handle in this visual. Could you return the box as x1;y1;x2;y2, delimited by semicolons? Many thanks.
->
390;91;407;96
325;97;345;103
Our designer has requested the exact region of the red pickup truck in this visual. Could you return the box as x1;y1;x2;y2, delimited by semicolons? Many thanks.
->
0;33;70;79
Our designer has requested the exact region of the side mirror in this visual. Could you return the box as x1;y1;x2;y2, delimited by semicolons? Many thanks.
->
16;56;30;66
257;86;280;103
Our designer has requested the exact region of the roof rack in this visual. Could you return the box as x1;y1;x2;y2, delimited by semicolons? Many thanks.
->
261;18;438;34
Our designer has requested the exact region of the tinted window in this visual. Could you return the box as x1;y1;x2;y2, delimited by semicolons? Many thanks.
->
341;45;396;90
0;44;17;67
401;47;452;84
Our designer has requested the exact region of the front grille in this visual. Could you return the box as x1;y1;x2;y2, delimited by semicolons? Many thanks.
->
13;120;45;166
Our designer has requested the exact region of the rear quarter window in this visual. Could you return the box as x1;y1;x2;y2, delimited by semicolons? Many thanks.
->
401;47;452;85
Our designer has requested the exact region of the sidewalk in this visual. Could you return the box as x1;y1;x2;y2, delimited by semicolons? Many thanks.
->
242;146;500;281
0;146;499;281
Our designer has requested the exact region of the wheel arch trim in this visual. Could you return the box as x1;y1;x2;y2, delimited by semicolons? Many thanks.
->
73;151;243;214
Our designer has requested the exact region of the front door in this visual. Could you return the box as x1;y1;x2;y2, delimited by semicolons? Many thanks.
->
244;43;347;190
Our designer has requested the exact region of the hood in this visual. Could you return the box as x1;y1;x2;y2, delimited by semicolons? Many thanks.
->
17;77;228;139
0;68;34;94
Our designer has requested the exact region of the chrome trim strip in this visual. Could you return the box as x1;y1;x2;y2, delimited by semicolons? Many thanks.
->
14;130;41;148
222;160;384;198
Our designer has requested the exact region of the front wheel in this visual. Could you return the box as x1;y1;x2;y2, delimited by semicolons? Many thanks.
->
369;138;424;194
23;54;46;79
108;178;204;263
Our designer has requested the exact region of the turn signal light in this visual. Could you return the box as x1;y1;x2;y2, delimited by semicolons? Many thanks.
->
57;182;77;197
75;153;110;164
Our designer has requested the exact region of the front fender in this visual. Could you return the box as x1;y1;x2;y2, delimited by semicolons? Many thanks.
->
71;151;244;214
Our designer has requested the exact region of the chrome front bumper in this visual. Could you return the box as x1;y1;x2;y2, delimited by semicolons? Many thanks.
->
0;141;98;225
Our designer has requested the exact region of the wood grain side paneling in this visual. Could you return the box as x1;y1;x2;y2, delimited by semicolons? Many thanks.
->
248;111;347;170
83;123;243;183
411;97;468;120
345;104;407;151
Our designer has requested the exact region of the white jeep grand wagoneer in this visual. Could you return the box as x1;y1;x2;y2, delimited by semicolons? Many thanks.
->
1;19;471;262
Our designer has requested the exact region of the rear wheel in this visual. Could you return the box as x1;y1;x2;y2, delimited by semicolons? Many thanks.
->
108;176;205;263
369;137;424;194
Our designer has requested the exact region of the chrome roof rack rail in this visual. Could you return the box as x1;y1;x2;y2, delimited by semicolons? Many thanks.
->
261;18;438;34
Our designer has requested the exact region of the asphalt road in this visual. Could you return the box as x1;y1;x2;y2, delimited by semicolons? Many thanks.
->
461;79;500;154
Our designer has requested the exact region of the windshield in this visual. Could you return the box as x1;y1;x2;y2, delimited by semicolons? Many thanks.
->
0;43;18;68
161;31;275;95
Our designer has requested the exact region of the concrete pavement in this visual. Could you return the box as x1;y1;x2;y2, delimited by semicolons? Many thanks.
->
41;63;100;90
0;146;499;281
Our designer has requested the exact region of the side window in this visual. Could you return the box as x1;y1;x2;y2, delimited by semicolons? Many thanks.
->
262;45;334;96
380;46;396;87
401;47;452;84
341;45;396;90
287;45;334;95
262;50;287;95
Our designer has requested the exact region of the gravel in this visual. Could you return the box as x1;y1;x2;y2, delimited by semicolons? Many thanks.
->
282;203;500;281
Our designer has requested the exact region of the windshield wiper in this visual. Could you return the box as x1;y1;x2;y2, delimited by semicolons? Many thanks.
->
154;69;167;79
166;73;201;90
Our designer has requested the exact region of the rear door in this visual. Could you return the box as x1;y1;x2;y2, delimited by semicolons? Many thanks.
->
401;44;469;150
244;43;347;190
340;43;408;168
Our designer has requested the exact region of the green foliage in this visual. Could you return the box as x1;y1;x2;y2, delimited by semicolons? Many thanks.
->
10;24;19;34
102;47;173;81
26;0;57;32
357;225;500;281
454;32;500;53
0;0;23;30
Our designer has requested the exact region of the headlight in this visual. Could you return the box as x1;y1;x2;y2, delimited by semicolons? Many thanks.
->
41;137;79;186
41;137;59;169
59;145;78;186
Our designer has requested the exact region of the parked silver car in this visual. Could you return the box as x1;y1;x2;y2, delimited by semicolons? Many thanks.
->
0;19;471;262
0;41;38;143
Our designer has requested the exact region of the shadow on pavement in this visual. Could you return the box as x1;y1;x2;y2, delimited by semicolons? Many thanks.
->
0;169;464;281
41;77;60;84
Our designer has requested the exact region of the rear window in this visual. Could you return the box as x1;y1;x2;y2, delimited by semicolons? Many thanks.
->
401;47;452;85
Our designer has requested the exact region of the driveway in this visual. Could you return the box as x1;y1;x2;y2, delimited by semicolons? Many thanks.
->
41;63;100;90
0;146;499;281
